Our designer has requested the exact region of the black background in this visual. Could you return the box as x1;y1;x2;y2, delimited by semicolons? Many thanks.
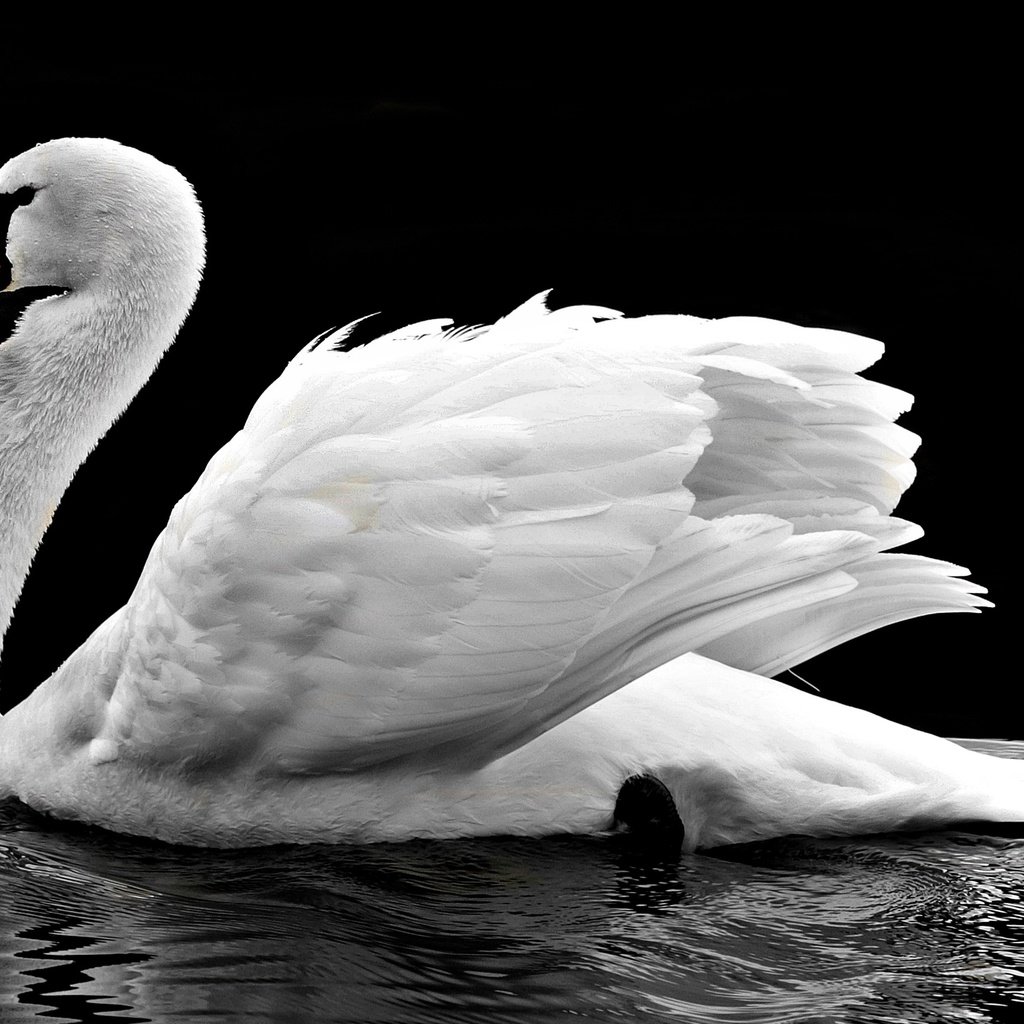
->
0;39;1014;735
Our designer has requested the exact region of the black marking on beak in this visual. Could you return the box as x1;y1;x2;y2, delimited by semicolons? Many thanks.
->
1;186;69;344
3;185;38;211
1;186;39;293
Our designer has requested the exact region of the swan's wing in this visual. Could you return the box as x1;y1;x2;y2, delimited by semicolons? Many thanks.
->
87;297;985;772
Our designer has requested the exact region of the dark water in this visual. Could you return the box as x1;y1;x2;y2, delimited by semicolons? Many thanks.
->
1;741;1021;1023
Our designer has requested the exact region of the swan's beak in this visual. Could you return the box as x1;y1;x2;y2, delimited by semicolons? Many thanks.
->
1;266;20;291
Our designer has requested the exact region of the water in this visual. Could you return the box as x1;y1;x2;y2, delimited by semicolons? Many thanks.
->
1;741;1021;1023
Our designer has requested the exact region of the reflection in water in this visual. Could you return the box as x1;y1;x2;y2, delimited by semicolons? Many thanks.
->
0;741;1021;1023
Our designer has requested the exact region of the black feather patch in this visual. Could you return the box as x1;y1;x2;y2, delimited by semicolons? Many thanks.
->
613;774;685;846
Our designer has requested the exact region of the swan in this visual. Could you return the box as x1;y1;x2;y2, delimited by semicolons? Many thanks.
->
0;137;1019;851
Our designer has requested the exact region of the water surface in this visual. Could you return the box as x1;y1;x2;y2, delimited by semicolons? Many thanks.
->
2;740;1022;1023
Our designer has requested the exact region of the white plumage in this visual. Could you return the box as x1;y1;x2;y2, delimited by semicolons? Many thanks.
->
0;138;1017;849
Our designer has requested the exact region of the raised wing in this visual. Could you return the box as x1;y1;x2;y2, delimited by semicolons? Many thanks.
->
82;296;986;773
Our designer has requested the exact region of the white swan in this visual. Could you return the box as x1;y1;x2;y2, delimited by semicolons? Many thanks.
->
0;138;1019;850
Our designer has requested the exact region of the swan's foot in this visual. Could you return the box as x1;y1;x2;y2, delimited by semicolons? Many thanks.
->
612;773;684;848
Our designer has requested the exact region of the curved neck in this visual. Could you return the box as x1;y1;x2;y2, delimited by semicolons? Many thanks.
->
0;273;196;675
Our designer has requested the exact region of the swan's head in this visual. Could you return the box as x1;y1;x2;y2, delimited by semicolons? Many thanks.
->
0;137;205;298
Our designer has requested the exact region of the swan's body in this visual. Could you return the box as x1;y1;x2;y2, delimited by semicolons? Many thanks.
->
0;138;1018;849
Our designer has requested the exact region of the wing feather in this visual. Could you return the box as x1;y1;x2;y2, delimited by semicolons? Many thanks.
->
83;297;983;773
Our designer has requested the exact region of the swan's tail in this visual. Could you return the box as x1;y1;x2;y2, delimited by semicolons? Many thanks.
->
578;656;1024;850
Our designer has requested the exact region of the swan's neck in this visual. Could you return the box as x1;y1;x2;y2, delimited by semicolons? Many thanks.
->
0;273;196;670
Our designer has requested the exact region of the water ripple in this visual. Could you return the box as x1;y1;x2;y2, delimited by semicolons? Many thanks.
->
1;740;1022;1023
